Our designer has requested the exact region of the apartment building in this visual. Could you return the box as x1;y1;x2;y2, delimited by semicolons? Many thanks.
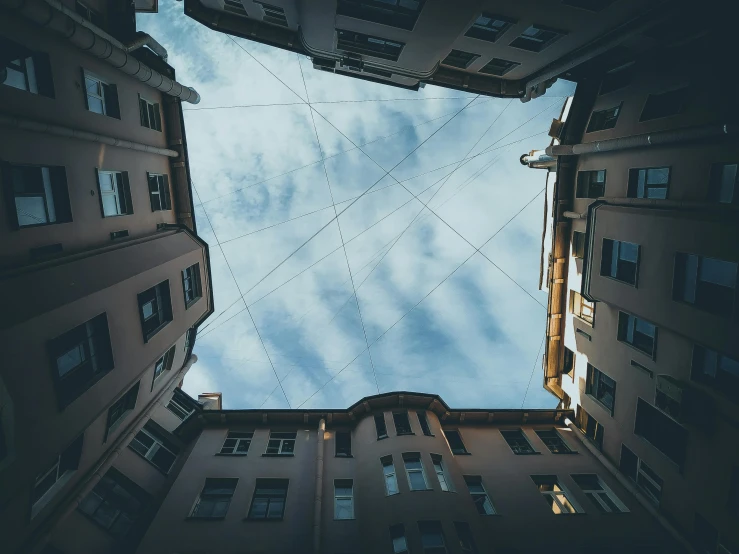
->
524;25;739;554
0;1;213;552
182;0;718;100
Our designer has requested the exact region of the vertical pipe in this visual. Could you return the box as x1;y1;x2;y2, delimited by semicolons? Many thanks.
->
313;418;326;554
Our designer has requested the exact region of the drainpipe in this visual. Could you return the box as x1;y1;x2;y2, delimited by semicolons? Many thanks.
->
24;355;199;554
313;418;325;554
122;31;169;62
0;113;178;157
546;124;736;157
564;420;698;554
1;0;200;103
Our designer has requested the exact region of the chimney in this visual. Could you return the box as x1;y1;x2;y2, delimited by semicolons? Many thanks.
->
198;392;222;410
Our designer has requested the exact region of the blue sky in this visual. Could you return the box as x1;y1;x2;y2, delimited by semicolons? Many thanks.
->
139;7;576;410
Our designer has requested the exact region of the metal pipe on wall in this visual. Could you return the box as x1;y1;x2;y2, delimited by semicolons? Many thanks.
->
313;418;325;554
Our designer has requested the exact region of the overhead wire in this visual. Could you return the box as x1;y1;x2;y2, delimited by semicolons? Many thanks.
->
184;96;473;111
521;334;547;408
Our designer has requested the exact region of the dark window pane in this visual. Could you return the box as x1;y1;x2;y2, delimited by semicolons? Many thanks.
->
375;414;388;439
393;412;412;434
634;398;688;467
444;430;468;454
640;87;690;121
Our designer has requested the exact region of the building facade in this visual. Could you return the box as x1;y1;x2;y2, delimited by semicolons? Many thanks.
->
0;1;213;552
525;26;739;554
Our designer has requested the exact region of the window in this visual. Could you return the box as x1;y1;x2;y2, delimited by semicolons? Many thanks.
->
152;346;175;386
265;431;296;455
390;523;408;553
619;444;662;504
83;71;120;118
97;170;132;217
443;429;468;454
441;50;479;69
335;431;352;457
182;263;203;308
576;405;604;449
393;412;413;435
431;454;452;491
572;474;628;513
403;452;429;491
138;96;162;131
247;478;288;519
536;429;573;454
3;164;72;228
129;422;178;473
138;281;173;342
571;291;594;325
223;0;247;16
110;230;128;240
417;411;433;436
75;1;103;26
191;478;237;518
147;173;171;211
708;163;738;204
336;29;404;62
531;475;579;514
634;398;688;467
673;253;737;318
692;344;739;401
601;239;639;285
48;313;114;409
618;312;657;357
463;475;495;515
337;0;425;31
454;521;478;553
465;13;514;42
479;58;520;76
78;468;149;538
599;62;633;95
334;479;354;519
572;231;586;259
586;104;622;132
255;2;288;27
32;435;83;516
219;431;253;455
509;25;566;52
105;383;139;441
586;364;616;415
418;521;447;553
501;429;537;455
576;170;606;198
375;413;388;439
640;87;690;121
563;347;575;381
381;455;399;495
166;394;193;420
627;167;670;199
1;38;54;97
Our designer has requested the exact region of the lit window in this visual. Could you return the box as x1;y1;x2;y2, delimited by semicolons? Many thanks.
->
509;25;566;52
334;479;354;519
265;431;297;455
454;521;478;553
576;405;604;450
32;435;83;516
247;478;288;520
479;58;520;76
336;29;404;62
137;281;173;342
5;164;72;228
708;163;738;204
443;429;468;454
97;170;132;217
673;253;737;318
535;429;573;454
336;0;425;31
465;13;515;42
586;364;616;415
571;291;595;324
381;455;399;495
182;264;203;308
393;412;413;435
601;239;639;286
531;475;579;514
105;383;139;441
500;429;537;455
416;411;433;436
83;71;120;118
572;474;628;513
463;475;495;515
619;444;662;504
441;49;479;69
403;452;429;491
691;344;739;401
640;87;690;121
375;413;388;439
390;523;408;553
634;398;688;467
129;422;178;473
78;468;149;537
335;431;352;457
576;170;605;198
418;521;447;553
152;346;175;386
431;454;452;491
139;96;162;131
618;312;657;357
627;167;670;199
219;431;253;455
586;104;622;132
191;478;238;518
147;173;171;211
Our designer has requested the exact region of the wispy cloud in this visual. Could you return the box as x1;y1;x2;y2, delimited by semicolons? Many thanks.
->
139;6;575;410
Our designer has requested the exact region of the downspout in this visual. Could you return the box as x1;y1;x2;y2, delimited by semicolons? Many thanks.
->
313;418;325;554
564;420;698;554
24;355;199;554
1;0;200;103
0;113;178;157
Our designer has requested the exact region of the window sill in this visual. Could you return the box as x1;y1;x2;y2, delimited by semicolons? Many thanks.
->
128;445;172;475
261;453;294;458
335;454;353;458
396;432;415;436
452;452;471;456
185;297;202;310
101;213;133;218
377;436;388;441
573;315;594;328
586;394;615;418
186;516;226;521
512;451;541;455
551;451;579;455
244;517;284;522
143;320;172;344
422;434;435;437
216;453;248;457
600;274;638;288
618;339;656;361
410;488;434;492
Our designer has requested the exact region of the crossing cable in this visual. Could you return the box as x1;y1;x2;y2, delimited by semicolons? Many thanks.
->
295;186;547;408
298;56;380;394
191;182;293;408
184;96;473;111
521;334;547;408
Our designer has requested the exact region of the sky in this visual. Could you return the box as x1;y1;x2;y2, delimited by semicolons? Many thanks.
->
138;6;576;411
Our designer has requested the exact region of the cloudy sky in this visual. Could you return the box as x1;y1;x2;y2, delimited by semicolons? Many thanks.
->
139;7;576;410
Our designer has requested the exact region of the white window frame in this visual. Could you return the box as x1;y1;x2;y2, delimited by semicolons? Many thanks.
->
634;457;662;505
390;523;409;553
265;431;296;455
4;55;38;93
31;454;75;517
572;474;629;513
219;431;253;455
148;173;167;210
403;453;429;491
98;170;124;216
139;95;162;131
431;454;452;492
84;70;108;115
381;456;399;496
571;290;595;325
130;426;177;473
166;395;193;420
334;479;354;520
464;476;496;515
532;476;582;515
